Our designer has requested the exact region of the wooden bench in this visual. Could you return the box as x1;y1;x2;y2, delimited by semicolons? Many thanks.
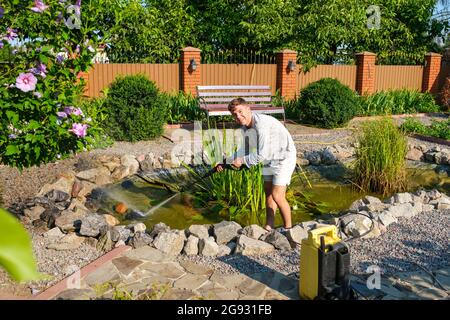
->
197;85;285;123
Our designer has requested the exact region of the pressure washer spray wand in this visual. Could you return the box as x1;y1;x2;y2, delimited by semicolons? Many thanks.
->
134;163;246;217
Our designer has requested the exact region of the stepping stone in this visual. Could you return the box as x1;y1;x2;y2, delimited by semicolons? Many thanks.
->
112;256;144;276
123;246;173;263
83;261;121;287
178;260;214;276
238;278;267;297
197;287;240;300
140;262;186;279
173;274;209;290
54;288;96;300
160;288;198;300
209;272;250;291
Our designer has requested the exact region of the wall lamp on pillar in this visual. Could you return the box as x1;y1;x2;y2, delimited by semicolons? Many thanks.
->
189;58;197;71
287;59;296;72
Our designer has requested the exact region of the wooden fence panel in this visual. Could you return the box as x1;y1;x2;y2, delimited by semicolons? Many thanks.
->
201;64;277;95
296;65;357;93
375;65;423;92
85;63;179;97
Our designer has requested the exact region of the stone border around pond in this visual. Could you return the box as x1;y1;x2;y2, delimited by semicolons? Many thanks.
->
14;139;449;258
19;148;450;258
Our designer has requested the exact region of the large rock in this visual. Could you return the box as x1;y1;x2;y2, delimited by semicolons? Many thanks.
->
434;151;450;165
97;230;114;251
305;151;321;165
40;206;63;229
406;148;423;161
76;167;110;184
76;181;97;198
393;193;413;204
377;211;398;227
147;222;169;239
78;214;108;237
341;213;373;238
199;237;219;256
46;233;85;251
241;224;268;240
120;154;140;175
385;203;415;218
187;225;209;240
260;231;291;251
285;225;309;245
43;227;65;240
153;230;186;256
427;189;442;200
24;205;46;221
213;221;242;244
321;147;337;165
217;243;235;256
349;199;366;212
111;165;130;181
45;190;70;203
37;173;75;197
139;153;155;172
67;198;90;216
103;214;120;227
111;226;132;243
128;231;153;249
183;235;199;255
234;235;275;255
55;209;86;232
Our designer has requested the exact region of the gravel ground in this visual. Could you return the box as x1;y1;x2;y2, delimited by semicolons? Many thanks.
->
176;209;450;278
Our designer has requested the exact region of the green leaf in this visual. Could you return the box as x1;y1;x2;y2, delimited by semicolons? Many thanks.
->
5;145;19;156
0;208;42;282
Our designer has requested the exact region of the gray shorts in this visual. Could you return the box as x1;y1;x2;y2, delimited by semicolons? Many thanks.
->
262;155;297;186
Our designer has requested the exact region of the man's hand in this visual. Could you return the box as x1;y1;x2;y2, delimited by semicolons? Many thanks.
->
232;158;243;168
215;164;224;172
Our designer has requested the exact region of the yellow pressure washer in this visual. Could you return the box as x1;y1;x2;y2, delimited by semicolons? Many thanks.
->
299;225;354;300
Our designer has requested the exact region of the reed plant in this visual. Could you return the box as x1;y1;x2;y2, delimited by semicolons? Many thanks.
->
352;118;408;196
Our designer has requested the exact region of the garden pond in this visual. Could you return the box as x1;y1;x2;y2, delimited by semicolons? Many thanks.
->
87;161;450;230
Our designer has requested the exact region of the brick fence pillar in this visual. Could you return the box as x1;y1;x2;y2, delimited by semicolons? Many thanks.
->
181;47;201;96
422;52;442;94
276;49;297;100
356;52;376;95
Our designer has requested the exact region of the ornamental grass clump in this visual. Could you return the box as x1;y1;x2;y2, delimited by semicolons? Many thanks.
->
353;118;407;196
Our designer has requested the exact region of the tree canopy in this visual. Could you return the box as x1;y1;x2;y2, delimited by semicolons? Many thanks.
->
5;0;445;66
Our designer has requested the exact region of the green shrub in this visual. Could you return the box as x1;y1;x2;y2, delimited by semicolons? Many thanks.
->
296;78;360;128
359;90;440;116
102;74;167;141
353;118;407;196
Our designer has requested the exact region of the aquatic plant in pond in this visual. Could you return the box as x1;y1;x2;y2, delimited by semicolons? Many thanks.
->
352;118;408;196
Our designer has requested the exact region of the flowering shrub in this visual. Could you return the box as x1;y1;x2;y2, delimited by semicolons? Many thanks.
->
0;1;110;169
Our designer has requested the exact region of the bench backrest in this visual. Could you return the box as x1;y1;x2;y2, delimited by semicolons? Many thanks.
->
197;85;281;116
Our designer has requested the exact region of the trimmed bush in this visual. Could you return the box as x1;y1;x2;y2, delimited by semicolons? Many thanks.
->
102;74;167;141
296;78;360;128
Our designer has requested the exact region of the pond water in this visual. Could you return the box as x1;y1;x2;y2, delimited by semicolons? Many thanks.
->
88;161;450;230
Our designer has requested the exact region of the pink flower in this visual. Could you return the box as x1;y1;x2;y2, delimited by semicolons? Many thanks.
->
31;0;49;13
16;73;37;92
72;108;84;116
69;123;88;138
29;62;47;78
4;28;17;41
